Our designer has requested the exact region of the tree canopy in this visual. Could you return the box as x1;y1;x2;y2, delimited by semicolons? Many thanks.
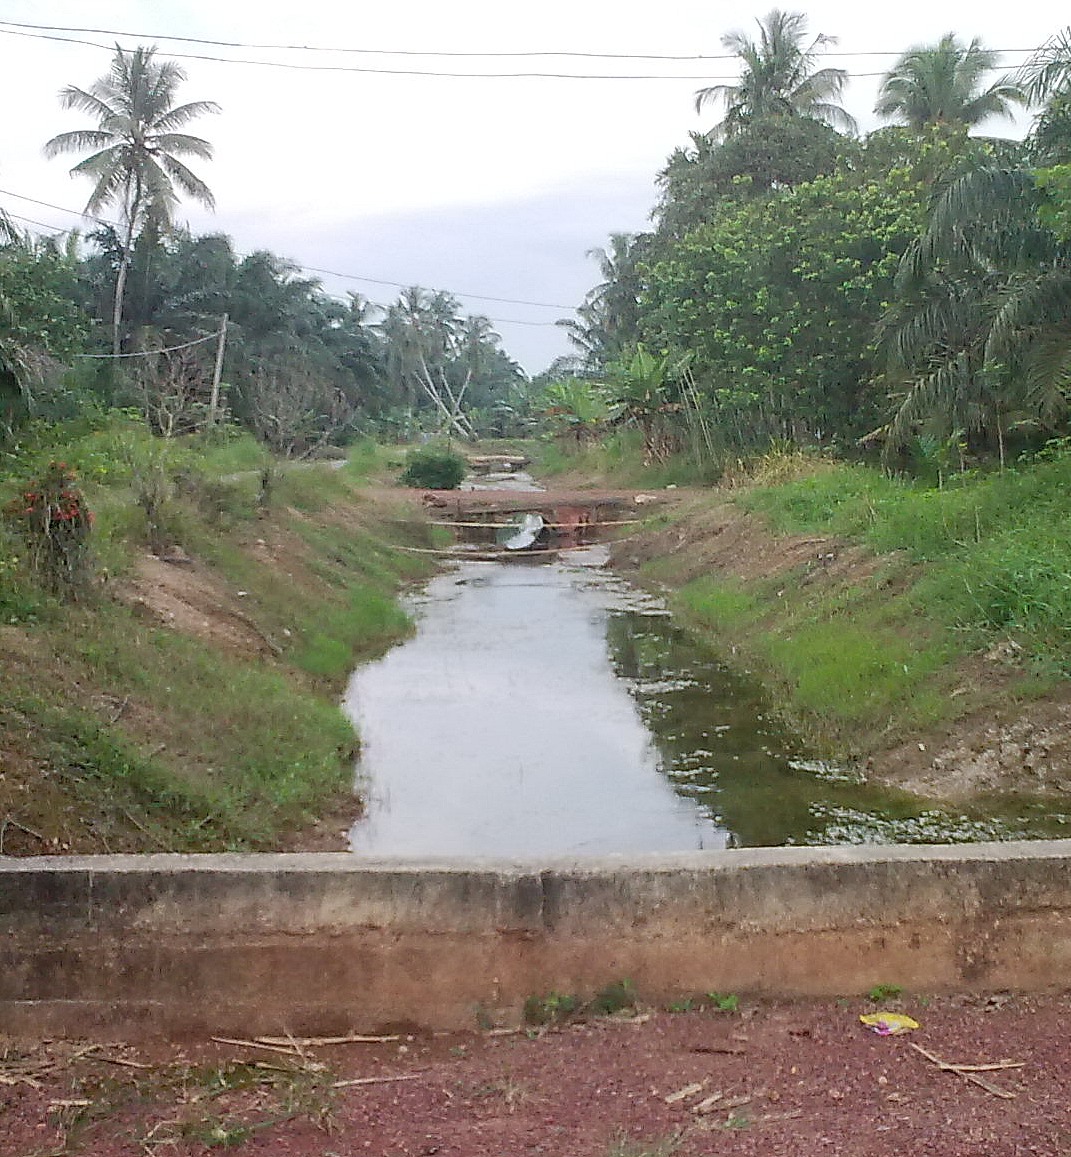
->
694;9;856;139
874;34;1026;131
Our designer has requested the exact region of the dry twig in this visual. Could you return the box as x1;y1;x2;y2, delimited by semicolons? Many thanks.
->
255;1032;401;1047
331;1072;425;1089
210;1036;303;1056
908;1042;1022;1099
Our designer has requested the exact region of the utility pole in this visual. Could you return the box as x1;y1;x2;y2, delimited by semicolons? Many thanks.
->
208;313;228;426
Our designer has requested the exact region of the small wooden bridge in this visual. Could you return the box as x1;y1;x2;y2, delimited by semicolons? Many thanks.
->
419;487;665;558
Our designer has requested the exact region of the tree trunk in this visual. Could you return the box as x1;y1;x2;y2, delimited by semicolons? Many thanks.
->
111;250;130;357
113;181;142;357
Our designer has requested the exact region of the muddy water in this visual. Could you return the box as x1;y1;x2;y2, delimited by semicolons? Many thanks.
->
344;549;1071;856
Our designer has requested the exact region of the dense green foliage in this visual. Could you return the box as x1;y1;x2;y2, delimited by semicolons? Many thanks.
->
561;19;1071;475
0;44;530;464
739;448;1071;673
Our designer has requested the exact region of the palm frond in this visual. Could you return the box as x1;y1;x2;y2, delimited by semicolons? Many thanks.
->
55;84;117;123
150;132;214;161
152;101;221;132
1016;28;1071;104
43;128;115;159
885;353;974;451
1023;337;1071;423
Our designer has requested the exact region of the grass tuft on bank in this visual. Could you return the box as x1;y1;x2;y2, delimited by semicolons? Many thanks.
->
739;450;1071;673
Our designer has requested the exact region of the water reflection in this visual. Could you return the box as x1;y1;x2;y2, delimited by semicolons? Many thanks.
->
346;553;725;856
346;551;1071;856
604;614;1069;846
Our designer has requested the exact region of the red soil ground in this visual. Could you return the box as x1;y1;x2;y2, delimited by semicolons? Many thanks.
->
4;992;1069;1157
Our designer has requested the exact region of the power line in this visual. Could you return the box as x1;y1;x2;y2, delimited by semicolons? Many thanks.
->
297;262;572;310
74;331;222;359
0;19;1046;63
0;25;1041;81
0;192;572;328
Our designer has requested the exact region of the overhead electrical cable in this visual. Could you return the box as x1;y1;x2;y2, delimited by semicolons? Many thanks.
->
0;25;1038;80
75;331;222;358
0;19;1044;63
0;191;572;327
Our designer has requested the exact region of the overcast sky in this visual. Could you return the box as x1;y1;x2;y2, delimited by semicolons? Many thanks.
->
0;1;1065;373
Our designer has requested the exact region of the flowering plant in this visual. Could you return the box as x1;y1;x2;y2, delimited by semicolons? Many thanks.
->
3;461;94;597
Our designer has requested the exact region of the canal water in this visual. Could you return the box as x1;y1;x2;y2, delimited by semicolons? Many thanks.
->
345;548;1071;856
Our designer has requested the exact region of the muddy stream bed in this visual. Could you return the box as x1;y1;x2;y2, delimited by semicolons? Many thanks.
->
344;534;1070;855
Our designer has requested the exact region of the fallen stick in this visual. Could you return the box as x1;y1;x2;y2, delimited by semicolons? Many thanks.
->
210;1036;303;1056
422;519;644;529
331;1072;425;1089
97;1054;150;1069
255;1033;401;1047
665;1080;706;1104
908;1042;1019;1099
943;1060;1025;1073
0;1072;42;1088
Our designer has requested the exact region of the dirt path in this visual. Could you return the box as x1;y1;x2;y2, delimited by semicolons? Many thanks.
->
4;993;1068;1156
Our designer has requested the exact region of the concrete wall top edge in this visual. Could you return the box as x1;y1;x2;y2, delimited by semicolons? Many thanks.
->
3;839;1071;876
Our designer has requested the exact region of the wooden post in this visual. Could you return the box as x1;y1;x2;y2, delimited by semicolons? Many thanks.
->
208;313;228;426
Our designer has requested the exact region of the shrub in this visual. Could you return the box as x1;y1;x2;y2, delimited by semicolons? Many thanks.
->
3;461;93;599
399;444;466;489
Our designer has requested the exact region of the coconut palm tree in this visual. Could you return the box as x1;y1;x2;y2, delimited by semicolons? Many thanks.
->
694;9;856;139
44;44;219;354
875;34;1025;131
380;288;477;438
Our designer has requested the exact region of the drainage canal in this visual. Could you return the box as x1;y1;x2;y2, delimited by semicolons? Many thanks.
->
344;543;1069;856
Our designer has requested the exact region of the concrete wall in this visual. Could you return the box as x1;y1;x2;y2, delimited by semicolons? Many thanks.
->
3;841;1071;1039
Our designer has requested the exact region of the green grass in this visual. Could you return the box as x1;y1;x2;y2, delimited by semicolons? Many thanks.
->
763;623;947;725
673;572;951;737
294;588;410;678
0;413;439;852
915;521;1071;672
53;605;359;844
732;452;1071;684
3;693;227;847
676;577;761;631
533;430;717;488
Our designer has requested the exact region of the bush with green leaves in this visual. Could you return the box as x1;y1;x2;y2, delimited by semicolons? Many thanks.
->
399;444;466;489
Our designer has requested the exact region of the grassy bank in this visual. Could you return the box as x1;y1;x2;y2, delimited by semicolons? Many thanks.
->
0;418;437;854
609;445;1071;764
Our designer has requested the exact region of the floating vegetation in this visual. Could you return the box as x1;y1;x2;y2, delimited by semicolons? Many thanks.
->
788;758;868;785
797;806;1036;846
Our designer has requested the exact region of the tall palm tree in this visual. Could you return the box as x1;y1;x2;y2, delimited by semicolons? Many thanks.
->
875;34;1025;131
1017;28;1071;164
380;288;476;437
44;44;219;354
880;167;1071;461
694;9;856;139
1017;27;1071;106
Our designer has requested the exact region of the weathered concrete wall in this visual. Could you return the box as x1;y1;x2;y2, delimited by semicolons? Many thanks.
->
2;842;1071;1039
